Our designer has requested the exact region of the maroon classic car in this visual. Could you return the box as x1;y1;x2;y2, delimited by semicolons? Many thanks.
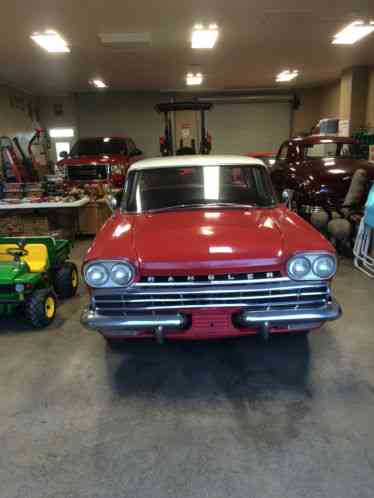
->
271;135;374;215
80;155;341;345
57;136;143;188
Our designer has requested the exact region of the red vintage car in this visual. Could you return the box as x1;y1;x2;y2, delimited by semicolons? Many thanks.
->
80;155;341;344
271;135;374;215
57;136;143;188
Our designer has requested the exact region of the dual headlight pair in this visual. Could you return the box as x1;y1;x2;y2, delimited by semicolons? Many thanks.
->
84;261;135;288
84;252;337;289
287;253;337;281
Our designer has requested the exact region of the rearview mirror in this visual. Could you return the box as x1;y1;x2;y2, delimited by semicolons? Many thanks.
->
106;194;118;213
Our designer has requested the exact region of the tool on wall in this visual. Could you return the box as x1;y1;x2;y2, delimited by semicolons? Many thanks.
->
28;129;54;176
0;136;27;182
13;136;39;181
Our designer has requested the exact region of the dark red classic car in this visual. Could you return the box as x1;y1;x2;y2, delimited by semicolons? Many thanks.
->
80;155;341;344
271;135;374;214
57;136;143;188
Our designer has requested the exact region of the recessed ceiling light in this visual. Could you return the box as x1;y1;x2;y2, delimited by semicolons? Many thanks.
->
276;70;299;82
49;128;74;138
30;30;70;53
191;24;219;49
332;20;374;45
186;72;204;86
90;78;108;89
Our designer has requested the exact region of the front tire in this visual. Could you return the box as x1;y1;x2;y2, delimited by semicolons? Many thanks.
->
25;289;57;328
54;262;79;299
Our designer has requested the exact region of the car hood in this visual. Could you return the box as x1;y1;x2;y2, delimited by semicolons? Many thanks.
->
57;154;125;166
85;207;332;274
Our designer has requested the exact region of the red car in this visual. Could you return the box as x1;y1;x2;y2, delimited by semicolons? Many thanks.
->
80;155;341;345
57;136;143;188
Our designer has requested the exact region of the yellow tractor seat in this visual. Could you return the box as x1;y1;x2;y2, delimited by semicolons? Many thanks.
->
0;243;49;273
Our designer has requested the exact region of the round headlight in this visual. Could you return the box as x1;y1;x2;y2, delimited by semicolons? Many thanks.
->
287;256;311;280
85;264;109;287
313;255;337;279
110;262;135;286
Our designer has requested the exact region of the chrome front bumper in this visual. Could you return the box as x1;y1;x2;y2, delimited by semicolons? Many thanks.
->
81;309;187;335
81;299;342;337
237;299;342;326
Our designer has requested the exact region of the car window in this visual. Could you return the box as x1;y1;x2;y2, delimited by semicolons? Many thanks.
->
278;145;288;161
304;142;364;159
127;139;136;156
124;165;277;212
70;138;127;156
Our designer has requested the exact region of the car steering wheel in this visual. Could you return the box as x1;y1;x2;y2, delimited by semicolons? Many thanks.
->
6;247;29;259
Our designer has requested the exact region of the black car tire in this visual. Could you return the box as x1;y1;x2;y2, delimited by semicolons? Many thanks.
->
54;262;79;299
25;288;57;329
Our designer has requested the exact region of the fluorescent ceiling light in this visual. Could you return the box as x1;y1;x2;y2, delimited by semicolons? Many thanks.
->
90;78;108;88
49;128;74;138
186;72;203;86
192;24;219;49
332;21;374;45
276;70;299;82
30;30;70;53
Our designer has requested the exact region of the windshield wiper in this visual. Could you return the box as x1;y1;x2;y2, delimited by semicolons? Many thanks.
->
148;202;258;213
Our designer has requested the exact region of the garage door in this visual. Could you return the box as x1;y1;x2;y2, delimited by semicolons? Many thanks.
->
208;102;291;155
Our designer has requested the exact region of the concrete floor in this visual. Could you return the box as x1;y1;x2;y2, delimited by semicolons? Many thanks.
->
1;239;374;498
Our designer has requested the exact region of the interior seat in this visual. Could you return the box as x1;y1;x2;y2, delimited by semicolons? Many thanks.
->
0;243;49;272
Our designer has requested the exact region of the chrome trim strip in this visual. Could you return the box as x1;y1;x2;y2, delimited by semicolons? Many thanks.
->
96;280;328;296
135;276;288;287
95;301;327;311
94;291;327;303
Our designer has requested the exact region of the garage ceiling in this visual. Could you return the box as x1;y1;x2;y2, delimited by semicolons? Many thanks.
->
1;0;374;95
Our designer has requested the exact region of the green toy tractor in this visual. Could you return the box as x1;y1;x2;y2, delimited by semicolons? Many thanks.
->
0;236;79;328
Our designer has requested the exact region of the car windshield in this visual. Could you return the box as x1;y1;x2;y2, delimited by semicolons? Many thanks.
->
304;142;364;159
70;138;125;156
124;165;277;212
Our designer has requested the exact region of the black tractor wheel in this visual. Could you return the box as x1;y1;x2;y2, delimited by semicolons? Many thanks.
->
54;262;79;299
25;289;57;329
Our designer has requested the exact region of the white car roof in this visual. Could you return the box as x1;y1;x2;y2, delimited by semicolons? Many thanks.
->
129;154;265;171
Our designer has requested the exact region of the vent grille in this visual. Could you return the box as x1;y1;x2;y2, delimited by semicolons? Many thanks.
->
92;273;330;315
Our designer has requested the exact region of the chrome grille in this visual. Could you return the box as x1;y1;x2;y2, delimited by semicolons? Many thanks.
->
67;164;109;181
92;273;330;315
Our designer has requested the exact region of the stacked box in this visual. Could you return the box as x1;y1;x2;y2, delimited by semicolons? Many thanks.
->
24;183;45;199
3;183;23;200
0;214;24;234
22;215;49;234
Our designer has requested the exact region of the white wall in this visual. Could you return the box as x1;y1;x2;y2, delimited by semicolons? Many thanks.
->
77;92;163;157
0;84;38;148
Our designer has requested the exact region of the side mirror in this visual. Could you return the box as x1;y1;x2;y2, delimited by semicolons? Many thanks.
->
282;189;293;208
59;151;68;159
106;194;118;212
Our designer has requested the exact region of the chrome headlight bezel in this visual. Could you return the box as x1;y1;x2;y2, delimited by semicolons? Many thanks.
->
312;254;337;280
287;252;337;281
84;260;136;288
110;262;135;286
